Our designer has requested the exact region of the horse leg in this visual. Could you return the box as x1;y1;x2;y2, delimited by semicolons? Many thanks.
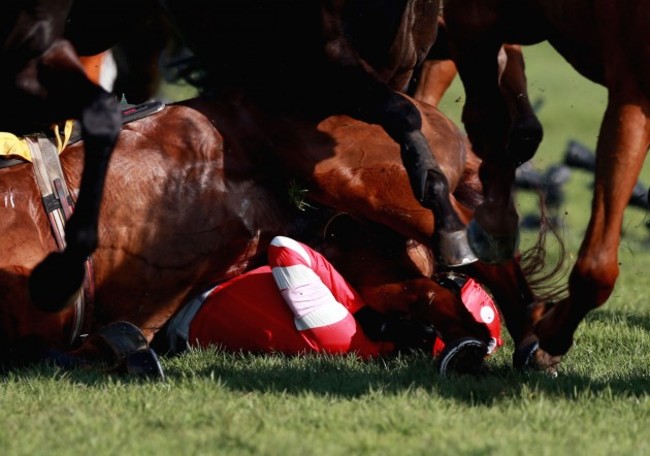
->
325;75;474;267
319;5;474;268
535;86;650;356
459;260;561;373
28;42;121;312
411;59;458;108
444;0;542;263
409;17;458;108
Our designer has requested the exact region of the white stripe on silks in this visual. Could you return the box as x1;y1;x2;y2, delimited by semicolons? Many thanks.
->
294;302;349;330
270;236;312;267
272;264;320;291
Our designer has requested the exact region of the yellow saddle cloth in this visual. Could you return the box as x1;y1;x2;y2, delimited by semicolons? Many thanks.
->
0;121;74;162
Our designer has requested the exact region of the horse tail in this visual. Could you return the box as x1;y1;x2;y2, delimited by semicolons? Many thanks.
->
453;151;569;304
518;192;569;304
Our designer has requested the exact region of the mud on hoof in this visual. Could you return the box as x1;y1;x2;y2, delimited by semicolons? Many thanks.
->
28;251;86;312
436;229;478;267
467;220;519;264
438;337;488;377
513;340;561;378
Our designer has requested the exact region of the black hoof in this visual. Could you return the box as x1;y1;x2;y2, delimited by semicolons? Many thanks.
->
513;340;561;378
513;340;540;370
95;321;150;363
29;252;85;312
438;337;487;377
466;220;519;264
436;230;478;267
122;348;165;380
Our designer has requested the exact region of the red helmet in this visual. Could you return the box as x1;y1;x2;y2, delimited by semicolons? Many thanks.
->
433;277;503;357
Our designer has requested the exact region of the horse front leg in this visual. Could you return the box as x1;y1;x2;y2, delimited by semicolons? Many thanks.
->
535;89;650;356
28;43;121;312
324;74;475;267
444;1;542;264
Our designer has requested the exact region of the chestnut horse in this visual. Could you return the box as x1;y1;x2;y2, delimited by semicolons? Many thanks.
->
1;1;123;313
442;0;650;356
0;95;560;375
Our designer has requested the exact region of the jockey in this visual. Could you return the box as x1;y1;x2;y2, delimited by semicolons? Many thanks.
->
163;236;502;359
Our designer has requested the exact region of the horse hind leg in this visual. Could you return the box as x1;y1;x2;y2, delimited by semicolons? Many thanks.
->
536;89;650;356
28;48;121;312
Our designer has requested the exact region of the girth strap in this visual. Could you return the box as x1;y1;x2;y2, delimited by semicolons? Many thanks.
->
26;136;93;345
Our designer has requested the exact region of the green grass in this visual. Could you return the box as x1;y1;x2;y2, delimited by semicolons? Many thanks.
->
2;43;650;455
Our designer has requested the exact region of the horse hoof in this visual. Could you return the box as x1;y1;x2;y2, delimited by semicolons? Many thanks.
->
438;337;487;377
28;251;85;312
513;340;561;377
95;321;150;363
122;348;165;380
467;220;519;264
436;230;478;267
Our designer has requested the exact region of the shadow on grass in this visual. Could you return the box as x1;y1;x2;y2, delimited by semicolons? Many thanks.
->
10;344;644;407
586;306;650;334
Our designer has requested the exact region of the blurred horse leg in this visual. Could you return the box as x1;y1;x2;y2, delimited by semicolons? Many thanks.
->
443;0;543;263
1;1;121;312
25;41;121;312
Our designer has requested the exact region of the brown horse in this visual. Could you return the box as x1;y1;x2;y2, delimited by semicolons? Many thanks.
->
153;0;482;268
442;0;650;356
1;1;124;313
0;95;560;375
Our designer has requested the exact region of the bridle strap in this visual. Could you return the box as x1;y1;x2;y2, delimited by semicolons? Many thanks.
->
26;135;93;345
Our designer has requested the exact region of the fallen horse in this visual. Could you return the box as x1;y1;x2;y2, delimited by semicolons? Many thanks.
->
0;96;563;376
